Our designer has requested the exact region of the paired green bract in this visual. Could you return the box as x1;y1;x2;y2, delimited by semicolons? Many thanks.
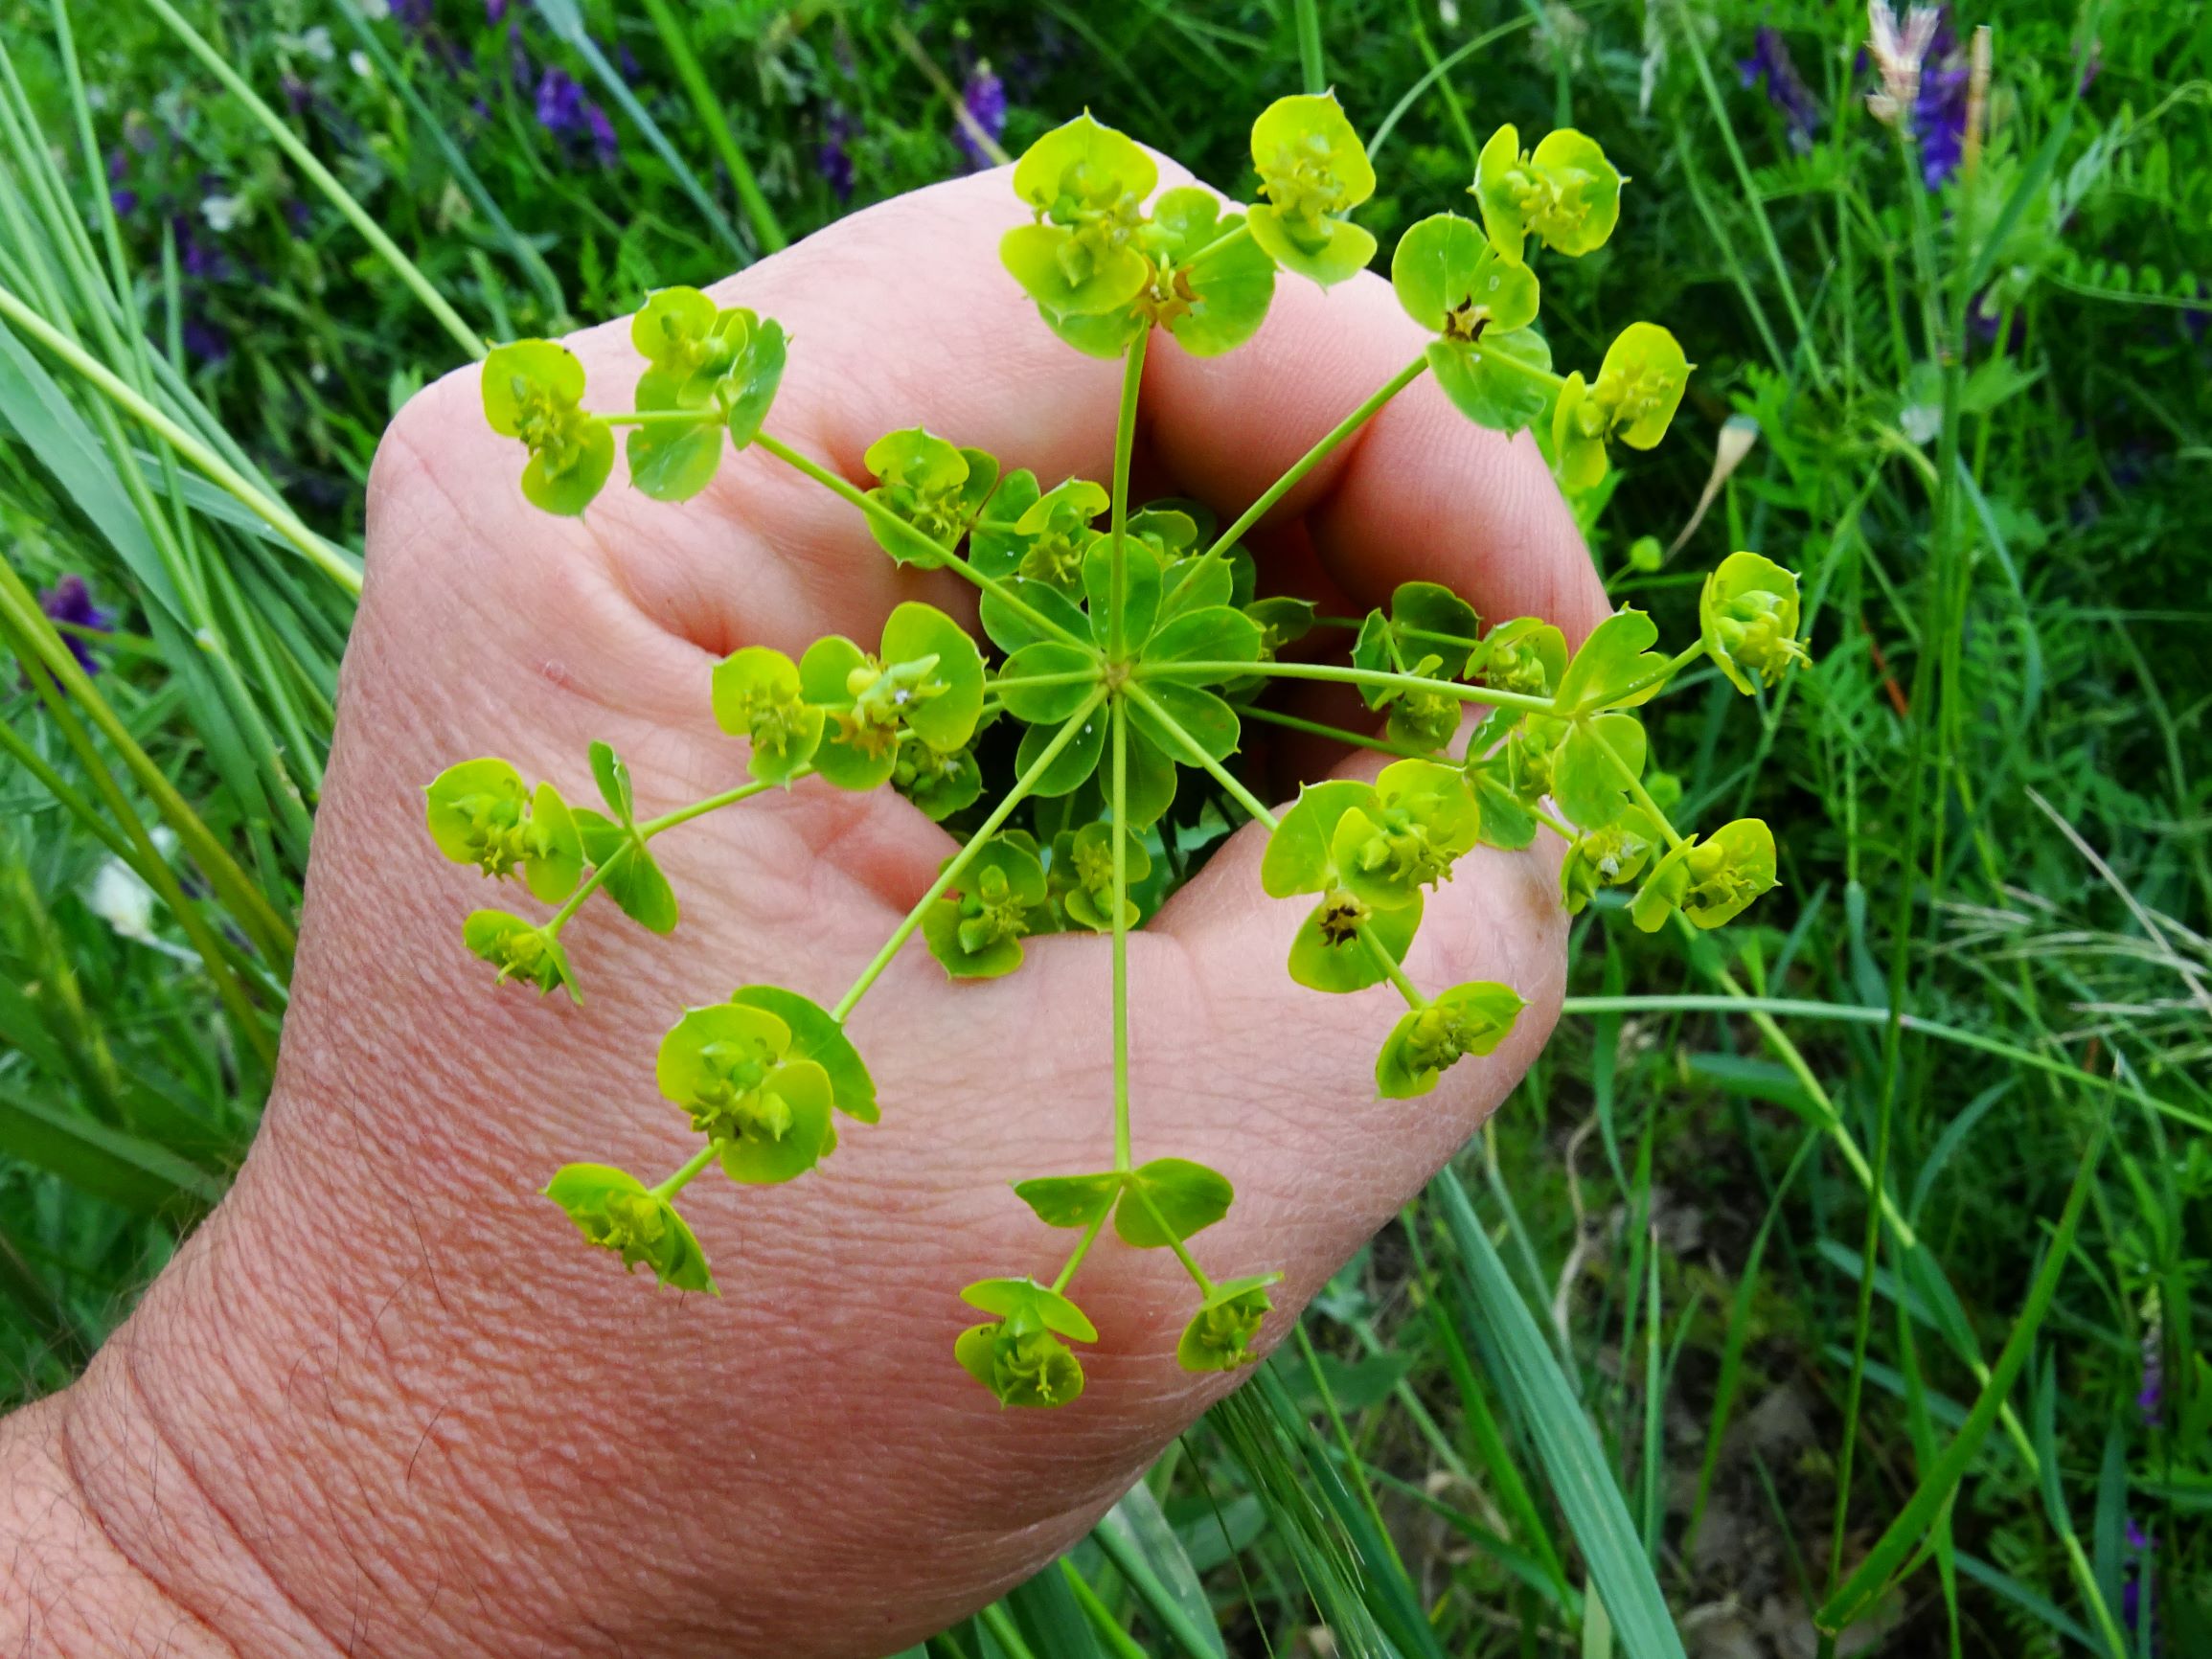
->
428;95;1810;1413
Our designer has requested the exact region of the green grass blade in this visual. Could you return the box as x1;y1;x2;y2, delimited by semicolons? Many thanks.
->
1814;1101;2111;1633
1434;1169;1686;1659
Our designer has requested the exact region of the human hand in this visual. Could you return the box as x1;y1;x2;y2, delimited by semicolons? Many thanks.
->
9;158;1604;1659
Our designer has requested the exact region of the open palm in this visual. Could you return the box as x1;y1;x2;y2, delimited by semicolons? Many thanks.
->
72;160;1606;1659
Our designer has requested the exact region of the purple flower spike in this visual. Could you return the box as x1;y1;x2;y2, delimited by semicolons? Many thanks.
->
953;66;1007;170
1912;7;1971;189
1739;27;1822;153
38;575;114;675
536;67;585;136
584;102;620;169
818;106;857;202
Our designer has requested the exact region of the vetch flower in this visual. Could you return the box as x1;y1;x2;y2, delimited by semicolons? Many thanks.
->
953;65;1007;170
1912;8;1971;187
818;106;858;201
38;574;113;675
1739;27;1822;152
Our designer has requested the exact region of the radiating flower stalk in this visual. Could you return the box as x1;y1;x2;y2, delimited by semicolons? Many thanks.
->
435;99;1809;1407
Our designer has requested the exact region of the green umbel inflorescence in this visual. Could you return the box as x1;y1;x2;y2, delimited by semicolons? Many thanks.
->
433;99;1809;1411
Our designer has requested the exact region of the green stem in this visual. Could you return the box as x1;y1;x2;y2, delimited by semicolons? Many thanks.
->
753;431;1091;651
543;849;624;938
1233;701;1435;761
1357;922;1426;1008
1133;1187;1212;1295
1051;1198;1116;1294
1106;328;1151;664
650;1142;720;1202
1147;656;1552;715
137;0;486;361
640;775;788;836
1200;353;1429;562
1531;804;1579;842
1585;642;1705;713
1110;698;1134;1170
829;693;1106;1023
1125;684;1278;831
1579;715;1688;850
992;670;1104;693
0;282;361;595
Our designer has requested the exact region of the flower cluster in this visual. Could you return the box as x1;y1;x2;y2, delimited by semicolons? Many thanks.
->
430;98;1810;1413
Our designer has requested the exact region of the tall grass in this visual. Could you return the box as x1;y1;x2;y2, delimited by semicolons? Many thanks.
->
2;1;2205;1654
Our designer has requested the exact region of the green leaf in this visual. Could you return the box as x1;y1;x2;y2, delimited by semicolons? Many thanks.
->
544;1163;715;1293
1427;329;1554;434
463;907;580;1001
1015;702;1107;797
1699;551;1807;693
575;809;681;933
980;577;1093;655
881;602;987;752
923;832;1052;978
1123;726;1179;830
1391;213;1540;337
997;642;1101;722
1084;533;1163;650
1129;682;1240;763
522;782;584;904
626;416;723;504
1556;608;1667;711
1176;1275;1280;1371
721;312;787;448
1289;890;1422;993
729;985;877;1124
1551;714;1648;831
1261;779;1377;897
1152;192;1278;356
1471;125;1624;262
1376;981;1525;1097
1595;322;1691;450
711;645;824;784
962;1275;1101;1342
1144;605;1263;672
588;739;635;824
1391;581;1483;677
1115;1156;1235;1247
0;1079;226;1217
1247;93;1379;287
1014;1170;1124;1229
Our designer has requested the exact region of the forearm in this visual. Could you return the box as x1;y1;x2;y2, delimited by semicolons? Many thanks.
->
0;1394;237;1657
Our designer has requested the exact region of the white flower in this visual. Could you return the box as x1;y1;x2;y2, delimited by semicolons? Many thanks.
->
83;830;195;963
202;193;247;233
1866;0;1942;125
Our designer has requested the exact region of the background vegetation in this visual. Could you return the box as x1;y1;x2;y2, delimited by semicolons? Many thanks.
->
1;0;2205;1654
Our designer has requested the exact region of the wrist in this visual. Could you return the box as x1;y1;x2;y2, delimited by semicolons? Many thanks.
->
0;1394;237;1658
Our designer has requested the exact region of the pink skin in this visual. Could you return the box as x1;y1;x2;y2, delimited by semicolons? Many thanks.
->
1;158;1605;1658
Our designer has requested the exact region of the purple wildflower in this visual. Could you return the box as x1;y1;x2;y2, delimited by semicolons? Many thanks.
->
818;106;857;202
38;575;113;675
111;188;139;216
390;0;435;28
1740;27;1821;152
953;65;1007;170
536;66;585;134
583;102;619;169
182;316;231;365
1912;8;1971;189
486;0;509;21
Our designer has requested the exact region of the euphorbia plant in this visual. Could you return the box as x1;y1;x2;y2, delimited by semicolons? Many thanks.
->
432;99;1808;1406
